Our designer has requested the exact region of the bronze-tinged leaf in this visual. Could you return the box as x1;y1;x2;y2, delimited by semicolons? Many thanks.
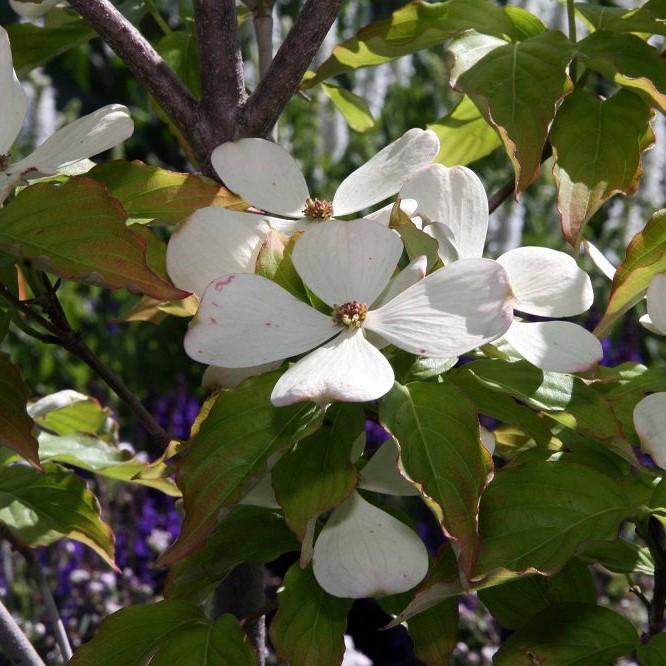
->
0;177;188;301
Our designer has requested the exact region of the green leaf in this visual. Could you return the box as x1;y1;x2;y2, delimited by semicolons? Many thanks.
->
0;354;40;467
156;32;201;98
493;603;638;665
164;506;298;603
475;461;632;576
305;0;528;87
33;396;111;439
478;560;596;629
595;209;666;337
88;160;243;226
429;95;502;166
158;373;322;566
389;203;441;270
551;88;653;248
381;381;487;577
579;31;666;113
0;463;115;567
272;403;362;540
575;1;666;36
0;178;187;301
321;83;375;132
407;599;459;666
270;563;352;666
255;233;309;302
70;602;256;666
454;30;575;193
7;18;94;75
578;538;654;575
638;632;666;665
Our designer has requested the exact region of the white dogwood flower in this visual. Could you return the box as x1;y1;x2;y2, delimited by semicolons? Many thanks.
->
634;392;666;468
400;164;602;373
9;0;62;19
0;27;134;203
185;218;513;406
209;129;439;233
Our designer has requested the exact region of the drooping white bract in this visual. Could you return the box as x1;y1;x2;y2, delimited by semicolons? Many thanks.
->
209;129;440;234
634;393;666;468
185;218;514;406
0;27;134;203
400;164;602;373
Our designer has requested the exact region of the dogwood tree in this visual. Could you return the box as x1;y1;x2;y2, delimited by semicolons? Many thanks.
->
0;0;665;664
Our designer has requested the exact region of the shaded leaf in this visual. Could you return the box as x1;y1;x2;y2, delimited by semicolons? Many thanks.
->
0;354;39;467
0;463;115;567
595;209;666;337
272;403;362;540
494;603;638;665
475;461;632;576
389;203;441;270
0;178;187;301
88;160;243;226
429;95;502;166
407;598;459;666
321;83;374;132
70;602;256;666
156;32;201;97
164;506;298;603
381;381;487;577
575;1;666;35
454;30;575;192
638;632;666;666
551;88;653;248
578;538;654;575
158;373;322;566
270;564;352;666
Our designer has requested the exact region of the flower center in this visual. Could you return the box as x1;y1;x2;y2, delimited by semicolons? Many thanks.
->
0;155;8;171
303;197;333;220
332;301;368;329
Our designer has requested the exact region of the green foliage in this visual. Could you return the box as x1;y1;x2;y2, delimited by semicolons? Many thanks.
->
638;633;666;665
320;83;375;133
406;597;459;665
70;602;256;665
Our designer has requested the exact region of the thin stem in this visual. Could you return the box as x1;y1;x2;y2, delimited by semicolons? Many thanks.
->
145;0;173;36
243;0;342;137
0;598;45;666
566;0;578;80
252;4;274;80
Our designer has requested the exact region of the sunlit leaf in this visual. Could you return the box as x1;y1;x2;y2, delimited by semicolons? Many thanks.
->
321;83;375;132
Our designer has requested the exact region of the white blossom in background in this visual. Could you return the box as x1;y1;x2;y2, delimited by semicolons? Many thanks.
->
185;218;513;406
634;393;666;468
9;0;63;20
400;164;602;373
0;27;134;203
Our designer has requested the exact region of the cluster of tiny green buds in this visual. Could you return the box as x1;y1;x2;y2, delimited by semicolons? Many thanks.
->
332;301;368;329
303;197;334;220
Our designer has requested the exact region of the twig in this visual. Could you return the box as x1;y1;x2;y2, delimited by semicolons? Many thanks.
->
243;0;343;137
0;598;45;666
193;0;246;144
247;1;275;80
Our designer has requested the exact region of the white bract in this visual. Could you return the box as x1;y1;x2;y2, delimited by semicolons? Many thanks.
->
185;218;513;406
9;0;62;19
401;164;602;373
633;393;666;468
0;26;134;203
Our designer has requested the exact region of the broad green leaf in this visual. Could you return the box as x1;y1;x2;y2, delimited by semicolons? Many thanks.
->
158;373;322;566
429;95;502;166
579;31;666;113
270;564;352;666
70;602;256;666
551;88;653;248
0;463;115;567
454;30;575;193
7;17;94;75
638;633;666;665
156;32;201;98
595;210;666;337
255;232;309;302
381;382;487;576
460;360;621;439
475;461;632;576
305;0;528;87
32;395;111;439
0;354;40;467
164;506;298;603
478;560;596;629
321;83;375;132
0;178;187;301
272;403;363;540
88;161;243;226
37;434;179;496
494;603;638;665
407;598;458;666
575;1;666;35
578;539;654;575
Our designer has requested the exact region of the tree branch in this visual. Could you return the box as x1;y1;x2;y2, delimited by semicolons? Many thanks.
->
65;0;206;164
0;598;45;666
193;0;246;142
243;0;343;137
